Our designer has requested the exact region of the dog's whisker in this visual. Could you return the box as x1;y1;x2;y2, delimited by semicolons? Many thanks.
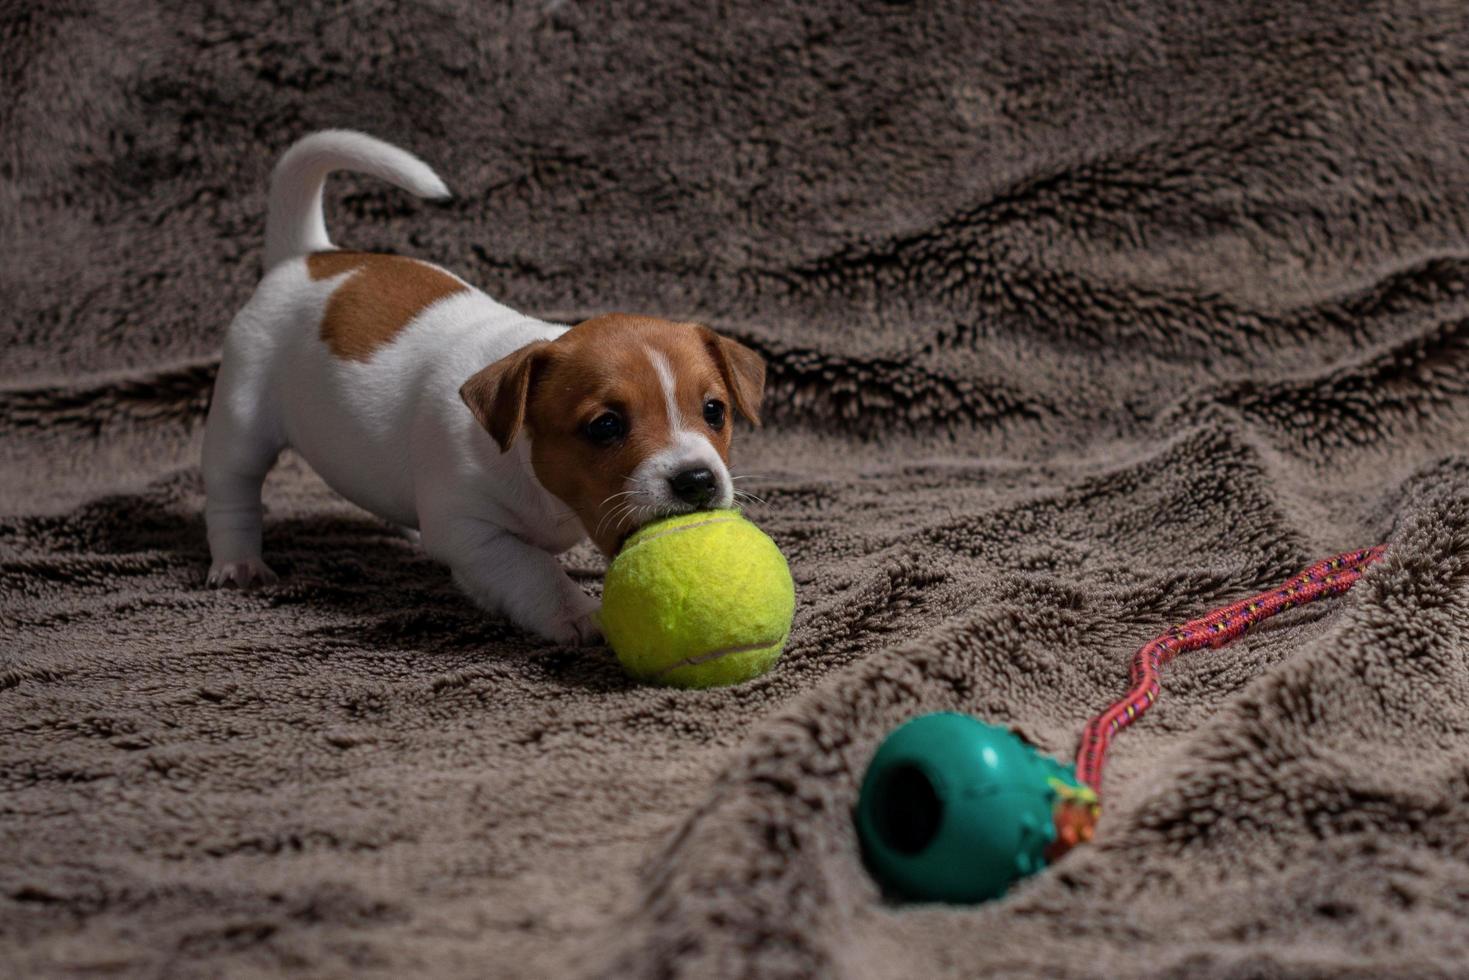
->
732;487;768;504
598;490;641;512
599;500;638;539
595;503;626;536
595;488;652;538
595;501;626;539
606;499;645;538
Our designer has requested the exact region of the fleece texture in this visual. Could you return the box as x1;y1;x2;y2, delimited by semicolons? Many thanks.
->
5;1;1469;976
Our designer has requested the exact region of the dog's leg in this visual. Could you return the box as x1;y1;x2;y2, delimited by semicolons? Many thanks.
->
202;363;283;589
422;516;601;645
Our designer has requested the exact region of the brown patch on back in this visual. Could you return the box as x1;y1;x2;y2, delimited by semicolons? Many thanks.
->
307;251;467;361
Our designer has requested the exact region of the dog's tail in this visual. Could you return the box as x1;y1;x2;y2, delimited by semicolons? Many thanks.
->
263;130;451;270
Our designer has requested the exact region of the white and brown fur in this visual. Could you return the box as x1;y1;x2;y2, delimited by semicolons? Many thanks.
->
203;130;764;644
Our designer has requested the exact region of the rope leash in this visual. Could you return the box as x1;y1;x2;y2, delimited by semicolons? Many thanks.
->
1051;545;1387;854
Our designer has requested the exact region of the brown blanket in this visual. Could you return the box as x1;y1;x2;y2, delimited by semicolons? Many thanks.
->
6;2;1469;976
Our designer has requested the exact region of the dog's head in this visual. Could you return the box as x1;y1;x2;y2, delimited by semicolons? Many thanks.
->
460;314;765;554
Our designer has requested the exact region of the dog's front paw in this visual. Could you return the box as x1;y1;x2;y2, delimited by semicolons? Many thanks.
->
207;557;279;590
535;594;603;647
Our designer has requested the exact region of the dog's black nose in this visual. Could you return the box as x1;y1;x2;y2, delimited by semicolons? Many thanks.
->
669;468;717;506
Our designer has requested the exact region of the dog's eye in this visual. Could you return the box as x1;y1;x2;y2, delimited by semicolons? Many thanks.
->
583;412;626;446
703;399;726;430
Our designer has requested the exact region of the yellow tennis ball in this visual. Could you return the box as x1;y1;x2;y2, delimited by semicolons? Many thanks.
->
600;509;796;688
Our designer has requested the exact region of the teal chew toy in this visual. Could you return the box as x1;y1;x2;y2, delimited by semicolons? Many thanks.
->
855;713;1094;903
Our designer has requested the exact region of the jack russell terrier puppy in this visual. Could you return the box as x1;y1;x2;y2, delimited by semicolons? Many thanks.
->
203;130;765;645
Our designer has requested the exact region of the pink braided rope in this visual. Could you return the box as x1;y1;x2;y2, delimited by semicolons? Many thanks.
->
1074;546;1386;792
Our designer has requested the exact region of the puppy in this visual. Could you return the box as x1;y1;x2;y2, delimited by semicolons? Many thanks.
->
203;130;765;644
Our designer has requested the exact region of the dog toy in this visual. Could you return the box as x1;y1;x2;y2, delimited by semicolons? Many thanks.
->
856;546;1385;902
600;509;796;688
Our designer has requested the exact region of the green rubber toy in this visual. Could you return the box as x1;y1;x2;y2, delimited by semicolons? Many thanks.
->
854;712;1091;903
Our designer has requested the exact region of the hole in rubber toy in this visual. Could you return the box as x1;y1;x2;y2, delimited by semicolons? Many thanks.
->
874;763;943;855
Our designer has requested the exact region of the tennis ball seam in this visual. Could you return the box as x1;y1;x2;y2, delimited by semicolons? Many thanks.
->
619;515;741;557
648;635;788;679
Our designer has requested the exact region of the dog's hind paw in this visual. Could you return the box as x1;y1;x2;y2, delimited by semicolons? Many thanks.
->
207;557;280;590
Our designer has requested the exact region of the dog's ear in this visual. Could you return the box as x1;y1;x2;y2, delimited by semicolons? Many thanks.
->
459;341;552;451
698;327;766;426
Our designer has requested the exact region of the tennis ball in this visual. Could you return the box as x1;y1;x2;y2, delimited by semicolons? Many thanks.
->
600;509;795;688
